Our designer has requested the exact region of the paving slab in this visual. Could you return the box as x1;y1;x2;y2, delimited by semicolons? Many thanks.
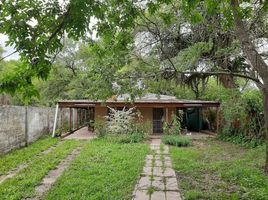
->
166;191;182;200
145;159;153;167
166;177;179;191
64;126;96;140
153;167;164;177
152;176;165;191
164;156;171;162
132;138;182;200
142;167;152;176
132;190;150;200
136;176;151;190
25;147;82;200
165;160;172;167
151;191;166;200
155;159;163;167
163;168;176;177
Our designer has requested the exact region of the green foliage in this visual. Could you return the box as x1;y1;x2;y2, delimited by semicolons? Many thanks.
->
106;107;136;135
170;137;268;199
242;89;263;113
217;134;264;148
93;120;107;138
0;137;59;175
104;132;145;144
44;140;149;200
218;89;265;145
172;41;213;71
163;113;182;135
162;135;191;147
0;140;81;200
94;108;149;143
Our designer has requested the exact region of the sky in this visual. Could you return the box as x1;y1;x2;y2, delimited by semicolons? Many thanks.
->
0;34;20;60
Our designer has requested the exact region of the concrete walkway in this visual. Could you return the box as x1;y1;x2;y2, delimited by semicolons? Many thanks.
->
132;138;182;200
64;126;96;140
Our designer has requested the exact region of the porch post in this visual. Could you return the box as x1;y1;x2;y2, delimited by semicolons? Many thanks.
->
165;107;169;123
52;103;59;137
69;108;72;131
216;106;220;134
76;108;79;129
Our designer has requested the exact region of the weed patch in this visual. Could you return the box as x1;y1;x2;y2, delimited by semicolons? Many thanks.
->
162;135;191;147
170;137;268;199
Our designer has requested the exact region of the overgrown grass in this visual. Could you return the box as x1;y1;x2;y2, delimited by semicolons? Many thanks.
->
103;133;146;144
170;137;268;200
44;140;149;200
0;140;81;200
162;135;191;147
0;136;59;175
217;133;265;148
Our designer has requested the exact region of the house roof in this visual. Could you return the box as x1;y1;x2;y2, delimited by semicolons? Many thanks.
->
57;93;220;108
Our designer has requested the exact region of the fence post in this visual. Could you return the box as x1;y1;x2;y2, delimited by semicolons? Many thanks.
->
25;106;29;146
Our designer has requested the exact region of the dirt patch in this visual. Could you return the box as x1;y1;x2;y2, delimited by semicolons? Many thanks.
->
176;170;241;198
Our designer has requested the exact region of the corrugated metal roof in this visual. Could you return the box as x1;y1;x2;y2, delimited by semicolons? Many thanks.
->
58;93;220;105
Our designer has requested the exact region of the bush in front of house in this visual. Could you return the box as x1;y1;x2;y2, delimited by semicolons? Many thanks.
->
163;113;183;135
162;135;191;147
93;107;149;143
104;133;145;144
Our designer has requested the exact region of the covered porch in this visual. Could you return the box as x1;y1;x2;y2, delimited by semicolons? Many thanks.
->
52;94;220;137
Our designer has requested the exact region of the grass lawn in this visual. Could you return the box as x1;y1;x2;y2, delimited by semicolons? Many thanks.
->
0;136;59;175
170;137;268;200
0;139;81;200
44;139;149;200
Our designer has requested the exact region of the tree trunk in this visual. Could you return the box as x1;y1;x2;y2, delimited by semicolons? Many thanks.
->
230;0;268;174
263;88;268;174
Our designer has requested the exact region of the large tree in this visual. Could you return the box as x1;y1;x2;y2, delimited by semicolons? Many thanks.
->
0;0;268;173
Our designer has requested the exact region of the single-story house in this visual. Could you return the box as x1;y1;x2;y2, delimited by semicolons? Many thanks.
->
53;93;220;135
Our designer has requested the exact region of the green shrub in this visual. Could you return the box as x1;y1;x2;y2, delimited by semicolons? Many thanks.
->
103;132;145;144
217;134;264;148
94;120;107;138
163;113;182;135
219;89;265;146
162;135;191;147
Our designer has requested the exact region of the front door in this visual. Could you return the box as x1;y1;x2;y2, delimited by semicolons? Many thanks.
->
153;108;164;134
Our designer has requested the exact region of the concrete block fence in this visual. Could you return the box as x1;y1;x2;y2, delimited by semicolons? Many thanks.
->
0;105;72;154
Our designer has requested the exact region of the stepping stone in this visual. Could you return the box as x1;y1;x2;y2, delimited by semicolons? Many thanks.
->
154;159;163;167
163;168;176;177
136;176;151;190
0;164;28;184
166;191;182;200
165;160;172;168
165;177;179;191
145;159;152;167
151;191;166;200
155;149;161;154
132;142;182;200
152;176;165;190
150;145;160;150
164;157;171;162
153;167;164;177
142;167;152;176
151;139;161;145
163;149;169;154
26;147;82;200
155;155;161;160
132;190;150;200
